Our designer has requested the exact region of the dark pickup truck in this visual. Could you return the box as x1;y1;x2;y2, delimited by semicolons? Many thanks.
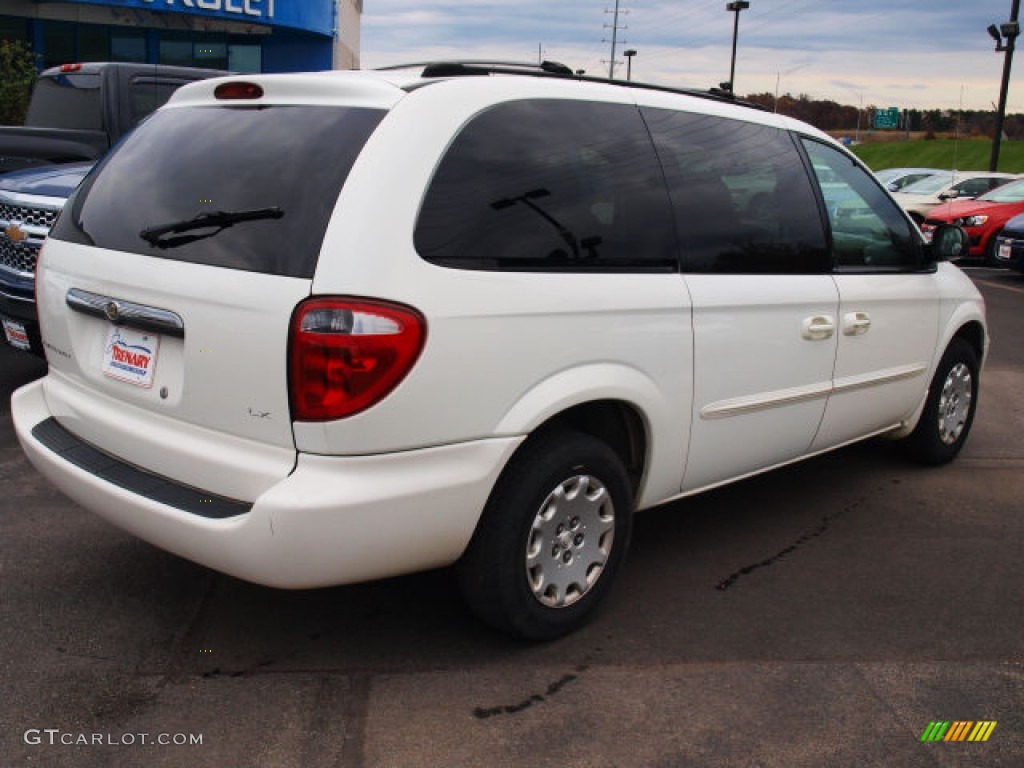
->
0;62;227;174
0;62;227;354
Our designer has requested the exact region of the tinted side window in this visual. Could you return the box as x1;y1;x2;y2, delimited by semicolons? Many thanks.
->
415;100;677;272
801;139;920;271
128;78;191;126
956;177;1003;198
53;106;385;278
954;178;984;198
642;108;828;274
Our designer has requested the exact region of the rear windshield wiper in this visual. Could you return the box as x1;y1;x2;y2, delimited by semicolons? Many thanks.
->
139;207;284;248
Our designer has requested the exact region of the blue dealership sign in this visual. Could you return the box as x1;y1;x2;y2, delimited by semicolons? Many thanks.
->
66;0;335;36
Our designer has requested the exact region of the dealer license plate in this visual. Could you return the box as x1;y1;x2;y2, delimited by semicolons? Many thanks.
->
998;242;1011;261
102;325;160;388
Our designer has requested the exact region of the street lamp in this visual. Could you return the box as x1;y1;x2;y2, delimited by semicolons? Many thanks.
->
624;49;637;81
724;1;750;94
988;1;1021;171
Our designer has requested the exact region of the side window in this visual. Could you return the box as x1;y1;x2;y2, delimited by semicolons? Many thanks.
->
801;139;920;270
129;78;188;126
641;108;828;274
415;100;677;272
953;178;989;199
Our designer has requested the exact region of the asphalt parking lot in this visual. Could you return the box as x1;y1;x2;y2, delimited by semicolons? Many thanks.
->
1;267;1021;768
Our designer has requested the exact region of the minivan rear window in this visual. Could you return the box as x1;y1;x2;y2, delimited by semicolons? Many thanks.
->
52;105;385;278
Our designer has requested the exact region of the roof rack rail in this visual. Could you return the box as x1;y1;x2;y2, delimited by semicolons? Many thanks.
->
377;60;575;77
374;60;765;111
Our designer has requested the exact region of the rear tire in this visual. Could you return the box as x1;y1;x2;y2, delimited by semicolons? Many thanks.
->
457;429;633;640
905;338;979;465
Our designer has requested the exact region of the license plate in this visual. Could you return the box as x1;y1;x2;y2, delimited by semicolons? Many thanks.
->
102;325;160;388
2;317;31;351
998;242;1011;261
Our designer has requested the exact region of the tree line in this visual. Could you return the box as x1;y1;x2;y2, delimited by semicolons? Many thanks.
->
743;92;1024;138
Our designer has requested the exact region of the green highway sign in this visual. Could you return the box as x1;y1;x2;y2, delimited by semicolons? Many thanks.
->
874;107;900;129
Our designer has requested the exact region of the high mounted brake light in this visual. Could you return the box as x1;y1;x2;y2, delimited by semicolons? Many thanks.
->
59;64;83;73
214;82;264;100
289;298;426;421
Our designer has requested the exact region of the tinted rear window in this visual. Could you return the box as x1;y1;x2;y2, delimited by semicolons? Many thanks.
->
26;74;103;130
52;105;385;278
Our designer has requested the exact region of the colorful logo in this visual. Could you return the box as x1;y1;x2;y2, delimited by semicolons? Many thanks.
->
106;330;154;377
920;721;997;742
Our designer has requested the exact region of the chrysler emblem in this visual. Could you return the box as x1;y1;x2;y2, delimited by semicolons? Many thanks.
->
4;222;27;243
104;301;121;322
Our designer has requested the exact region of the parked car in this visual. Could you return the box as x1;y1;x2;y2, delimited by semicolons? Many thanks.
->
0;161;93;354
891;171;1018;223
873;167;945;192
921;178;1024;263
0;62;227;174
992;212;1024;272
12;62;986;640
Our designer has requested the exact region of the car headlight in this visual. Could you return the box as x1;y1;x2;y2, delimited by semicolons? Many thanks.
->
959;215;989;227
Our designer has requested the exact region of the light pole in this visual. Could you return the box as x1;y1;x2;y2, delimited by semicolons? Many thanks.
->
725;1;750;94
774;64;808;113
987;0;1021;171
624;49;637;81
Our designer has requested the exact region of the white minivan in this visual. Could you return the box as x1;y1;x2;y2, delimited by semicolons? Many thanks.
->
13;62;986;639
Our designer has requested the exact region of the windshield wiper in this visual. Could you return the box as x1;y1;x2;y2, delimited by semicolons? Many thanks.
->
140;207;284;248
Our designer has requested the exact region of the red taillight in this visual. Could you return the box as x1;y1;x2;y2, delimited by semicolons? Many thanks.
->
214;81;264;100
289;298;426;421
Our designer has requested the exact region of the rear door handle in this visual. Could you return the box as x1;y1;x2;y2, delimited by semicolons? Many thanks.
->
802;315;835;341
66;288;185;338
843;311;871;336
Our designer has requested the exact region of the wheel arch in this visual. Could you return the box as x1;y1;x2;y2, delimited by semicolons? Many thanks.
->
951;319;986;364
492;363;688;507
528;400;649;499
891;318;987;440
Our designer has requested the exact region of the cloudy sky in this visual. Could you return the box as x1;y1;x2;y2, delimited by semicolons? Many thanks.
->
360;1;1021;112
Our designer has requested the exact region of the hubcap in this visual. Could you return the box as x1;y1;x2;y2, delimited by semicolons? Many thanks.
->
937;362;972;446
525;474;615;608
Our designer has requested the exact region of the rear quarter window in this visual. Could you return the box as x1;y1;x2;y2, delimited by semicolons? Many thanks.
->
415;99;678;273
52;105;385;278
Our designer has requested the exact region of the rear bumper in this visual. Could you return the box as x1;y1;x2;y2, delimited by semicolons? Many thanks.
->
13;378;522;588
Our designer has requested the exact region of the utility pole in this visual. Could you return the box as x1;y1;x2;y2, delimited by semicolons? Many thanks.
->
989;0;1021;171
604;1;629;79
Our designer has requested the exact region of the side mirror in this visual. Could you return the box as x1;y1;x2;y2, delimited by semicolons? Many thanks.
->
937;190;960;201
928;224;969;262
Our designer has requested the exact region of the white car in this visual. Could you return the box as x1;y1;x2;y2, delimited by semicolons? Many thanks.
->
12;62;987;639
873;167;944;192
891;170;1018;223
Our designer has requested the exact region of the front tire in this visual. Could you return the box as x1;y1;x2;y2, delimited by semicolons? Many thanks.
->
984;230;1003;266
905;338;979;465
457;429;633;640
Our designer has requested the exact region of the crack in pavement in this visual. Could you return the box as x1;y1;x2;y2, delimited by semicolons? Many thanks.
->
472;667;587;719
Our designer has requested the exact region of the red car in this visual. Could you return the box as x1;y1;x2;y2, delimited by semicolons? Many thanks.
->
923;177;1024;262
